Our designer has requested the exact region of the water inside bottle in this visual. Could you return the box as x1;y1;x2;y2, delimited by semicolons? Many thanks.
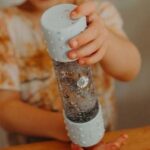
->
53;60;99;123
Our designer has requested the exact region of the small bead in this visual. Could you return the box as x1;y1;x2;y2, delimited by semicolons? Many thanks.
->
59;37;64;41
82;141;86;144
77;76;89;88
81;134;85;138
79;128;83;131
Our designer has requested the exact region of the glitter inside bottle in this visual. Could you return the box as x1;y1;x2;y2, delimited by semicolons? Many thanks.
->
53;60;99;123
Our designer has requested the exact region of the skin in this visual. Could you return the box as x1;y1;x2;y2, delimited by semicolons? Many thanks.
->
0;0;140;149
68;1;141;81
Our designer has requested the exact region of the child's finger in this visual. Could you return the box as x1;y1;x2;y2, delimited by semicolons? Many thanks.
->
79;43;107;65
69;22;99;49
112;134;129;148
87;12;99;23
71;1;96;19
104;134;128;150
92;134;128;150
68;36;104;59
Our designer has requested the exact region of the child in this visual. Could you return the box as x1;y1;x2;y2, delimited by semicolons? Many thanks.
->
0;0;141;149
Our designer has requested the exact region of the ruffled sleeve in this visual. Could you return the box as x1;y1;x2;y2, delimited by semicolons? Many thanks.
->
99;1;127;37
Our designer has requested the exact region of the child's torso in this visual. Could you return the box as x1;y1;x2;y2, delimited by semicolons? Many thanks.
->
4;7;115;112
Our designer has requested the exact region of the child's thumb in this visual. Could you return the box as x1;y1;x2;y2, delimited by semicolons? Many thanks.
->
71;143;84;150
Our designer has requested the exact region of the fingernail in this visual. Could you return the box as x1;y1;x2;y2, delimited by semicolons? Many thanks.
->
71;11;81;19
122;134;129;139
114;142;120;148
71;11;77;17
70;53;77;59
79;60;85;65
71;40;78;48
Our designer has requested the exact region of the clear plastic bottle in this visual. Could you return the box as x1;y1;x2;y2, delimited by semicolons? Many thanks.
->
53;60;99;123
41;4;105;147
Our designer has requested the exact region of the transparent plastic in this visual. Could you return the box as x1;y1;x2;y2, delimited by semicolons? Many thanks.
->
53;60;99;123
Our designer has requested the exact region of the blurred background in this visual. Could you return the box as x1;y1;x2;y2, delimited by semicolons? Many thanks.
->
0;0;150;147
113;0;150;129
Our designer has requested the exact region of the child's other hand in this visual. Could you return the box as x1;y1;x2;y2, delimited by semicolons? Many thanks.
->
68;1;109;65
71;134;128;150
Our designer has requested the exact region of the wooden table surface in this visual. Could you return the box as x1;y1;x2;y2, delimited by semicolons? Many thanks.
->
1;126;150;150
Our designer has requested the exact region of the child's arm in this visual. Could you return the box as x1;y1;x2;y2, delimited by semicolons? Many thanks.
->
100;27;141;81
0;90;69;142
68;1;141;81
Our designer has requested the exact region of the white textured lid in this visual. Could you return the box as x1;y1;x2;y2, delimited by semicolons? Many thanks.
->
64;108;105;147
0;0;25;8
41;4;87;62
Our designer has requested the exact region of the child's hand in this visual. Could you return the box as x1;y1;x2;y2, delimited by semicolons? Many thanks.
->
71;134;128;150
68;1;109;65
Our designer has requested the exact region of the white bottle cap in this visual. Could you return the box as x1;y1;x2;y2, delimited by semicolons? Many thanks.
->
64;108;105;147
41;4;87;62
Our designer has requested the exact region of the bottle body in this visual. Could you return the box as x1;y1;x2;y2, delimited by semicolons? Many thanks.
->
53;60;99;123
41;4;105;147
